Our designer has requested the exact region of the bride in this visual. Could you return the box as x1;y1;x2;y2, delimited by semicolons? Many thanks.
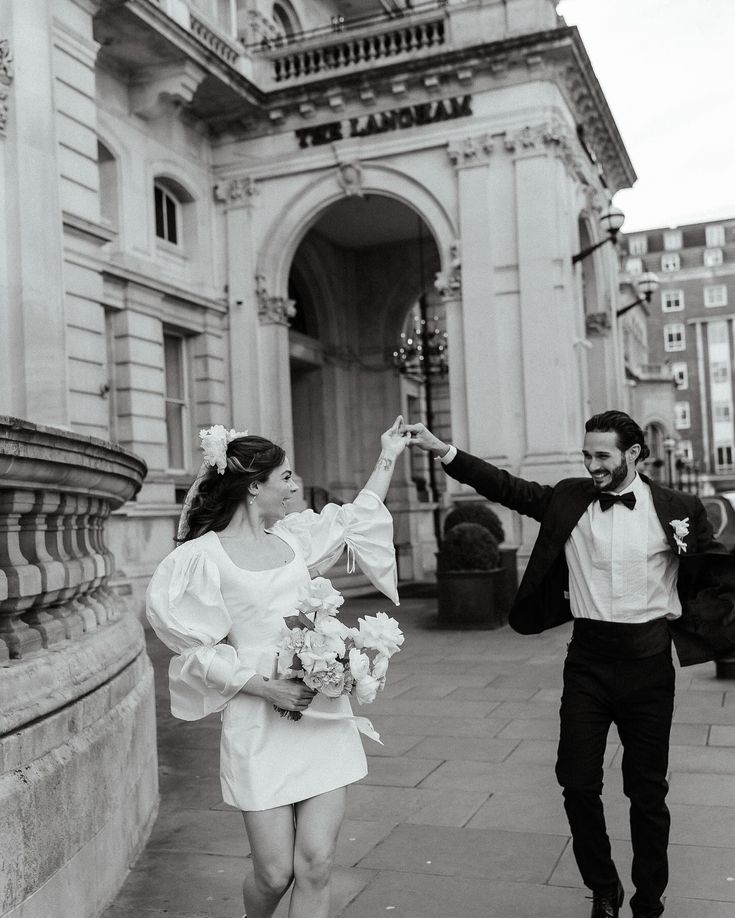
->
146;417;408;918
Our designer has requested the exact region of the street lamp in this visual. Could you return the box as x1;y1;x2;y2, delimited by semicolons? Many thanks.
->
616;272;660;318
572;204;625;265
663;436;676;488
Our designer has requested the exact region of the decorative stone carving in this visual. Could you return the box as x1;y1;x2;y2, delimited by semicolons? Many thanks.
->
435;241;462;298
0;39;14;135
504;125;537;153
585;311;611;336
214;175;258;205
336;160;363;197
129;61;206;120
255;275;296;326
447;133;493;167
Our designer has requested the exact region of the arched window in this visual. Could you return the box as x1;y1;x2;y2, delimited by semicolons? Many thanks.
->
154;181;181;245
272;2;299;39
97;140;118;229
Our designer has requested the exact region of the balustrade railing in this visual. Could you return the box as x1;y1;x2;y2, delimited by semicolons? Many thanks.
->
0;417;145;661
267;15;447;83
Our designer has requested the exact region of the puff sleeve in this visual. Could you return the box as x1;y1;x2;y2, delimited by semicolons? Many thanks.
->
145;547;257;720
275;489;399;605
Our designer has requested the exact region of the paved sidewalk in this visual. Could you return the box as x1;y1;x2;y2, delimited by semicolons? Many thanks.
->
103;595;735;918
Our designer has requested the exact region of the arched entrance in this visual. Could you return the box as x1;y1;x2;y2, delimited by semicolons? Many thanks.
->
286;193;445;577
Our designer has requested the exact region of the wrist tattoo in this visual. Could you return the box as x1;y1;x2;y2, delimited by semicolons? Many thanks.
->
376;455;393;472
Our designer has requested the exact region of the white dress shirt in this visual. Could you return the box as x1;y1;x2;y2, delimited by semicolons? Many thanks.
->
440;449;681;624
565;473;681;623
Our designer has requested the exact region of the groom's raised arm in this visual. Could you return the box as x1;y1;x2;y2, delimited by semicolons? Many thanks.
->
401;423;552;523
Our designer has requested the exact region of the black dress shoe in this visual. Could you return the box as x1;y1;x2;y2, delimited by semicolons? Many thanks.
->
590;880;624;918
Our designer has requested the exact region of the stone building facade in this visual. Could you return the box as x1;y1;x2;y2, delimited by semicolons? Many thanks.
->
620;217;735;491
1;0;636;599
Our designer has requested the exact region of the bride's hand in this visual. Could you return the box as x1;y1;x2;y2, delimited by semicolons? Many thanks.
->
256;677;316;712
381;415;409;457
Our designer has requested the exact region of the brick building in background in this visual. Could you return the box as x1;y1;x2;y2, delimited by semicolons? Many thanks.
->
619;217;735;493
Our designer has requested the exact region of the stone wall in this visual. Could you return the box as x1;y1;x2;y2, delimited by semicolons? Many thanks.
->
0;418;156;918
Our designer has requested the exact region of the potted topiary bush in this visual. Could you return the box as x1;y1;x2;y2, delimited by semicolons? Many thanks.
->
436;522;505;628
443;502;518;622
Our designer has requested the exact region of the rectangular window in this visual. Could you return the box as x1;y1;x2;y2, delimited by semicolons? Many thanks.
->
706;225;725;248
628;235;648;256
704;285;728;307
664;323;686;351
661;289;684;312
712;362;730;384
164;331;189;471
674;401;690;429
625;257;642;275
661;253;680;272
714;402;732;423
671;361;688;389
704;248;723;267
664;229;682;250
716;445;734;471
678;440;693;462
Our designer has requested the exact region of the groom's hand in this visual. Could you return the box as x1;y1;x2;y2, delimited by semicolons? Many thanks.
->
401;423;450;457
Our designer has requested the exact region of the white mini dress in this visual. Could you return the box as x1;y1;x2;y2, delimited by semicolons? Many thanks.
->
145;489;399;812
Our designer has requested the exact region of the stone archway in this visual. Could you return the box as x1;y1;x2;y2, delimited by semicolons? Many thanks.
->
278;188;448;578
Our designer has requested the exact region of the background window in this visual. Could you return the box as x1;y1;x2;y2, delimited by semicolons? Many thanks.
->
628;235;648;256
704;285;728;307
662;290;684;312
706;225;725;248
678;440;693;462
664;230;682;250
155;182;180;245
164;332;189;470
714;403;732;422
716;445;734;470
97;141;119;228
712;362;730;384
671;362;688;389
625;257;642;275
704;248;723;267
664;324;686;351
674;402;690;429
661;253;680;272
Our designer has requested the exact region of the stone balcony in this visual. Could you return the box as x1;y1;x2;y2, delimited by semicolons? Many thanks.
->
0;418;156;918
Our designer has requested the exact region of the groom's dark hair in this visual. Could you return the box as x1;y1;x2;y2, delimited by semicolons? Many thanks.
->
585;410;650;463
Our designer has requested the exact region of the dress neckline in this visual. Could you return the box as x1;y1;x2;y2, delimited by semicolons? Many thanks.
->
211;530;297;573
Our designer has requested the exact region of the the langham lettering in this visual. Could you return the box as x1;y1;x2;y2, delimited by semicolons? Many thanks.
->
295;95;472;149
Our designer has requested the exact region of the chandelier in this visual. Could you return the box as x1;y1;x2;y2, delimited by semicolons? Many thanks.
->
393;305;448;378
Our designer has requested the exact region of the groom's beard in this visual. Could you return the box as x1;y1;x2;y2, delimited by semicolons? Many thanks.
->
595;455;630;492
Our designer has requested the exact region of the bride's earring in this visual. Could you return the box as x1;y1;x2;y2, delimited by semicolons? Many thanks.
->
249;494;256;505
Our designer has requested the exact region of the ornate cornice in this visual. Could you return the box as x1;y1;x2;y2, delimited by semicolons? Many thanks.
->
503;119;589;184
435;241;462;299
447;133;493;168
585;311;611;337
255;275;296;326
214;175;259;205
0;39;14;135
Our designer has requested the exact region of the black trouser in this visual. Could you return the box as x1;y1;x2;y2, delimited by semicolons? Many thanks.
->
555;641;675;917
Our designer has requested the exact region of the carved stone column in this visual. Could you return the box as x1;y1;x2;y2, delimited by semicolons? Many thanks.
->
256;275;296;458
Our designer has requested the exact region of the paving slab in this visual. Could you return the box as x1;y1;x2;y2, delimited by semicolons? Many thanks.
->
103;598;735;918
357;823;568;882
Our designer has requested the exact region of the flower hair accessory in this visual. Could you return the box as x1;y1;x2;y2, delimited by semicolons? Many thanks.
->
199;424;248;475
669;517;689;554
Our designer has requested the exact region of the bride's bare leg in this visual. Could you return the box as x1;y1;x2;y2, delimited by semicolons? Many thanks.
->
288;787;347;918
241;805;296;918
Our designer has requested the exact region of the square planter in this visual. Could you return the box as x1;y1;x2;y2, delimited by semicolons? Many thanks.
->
436;569;506;629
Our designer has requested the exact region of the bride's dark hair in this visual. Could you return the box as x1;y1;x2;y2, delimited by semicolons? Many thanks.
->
180;435;286;542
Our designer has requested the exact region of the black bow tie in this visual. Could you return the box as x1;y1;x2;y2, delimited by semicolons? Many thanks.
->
597;491;636;512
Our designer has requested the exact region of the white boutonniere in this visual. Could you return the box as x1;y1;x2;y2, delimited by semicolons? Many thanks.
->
669;517;690;553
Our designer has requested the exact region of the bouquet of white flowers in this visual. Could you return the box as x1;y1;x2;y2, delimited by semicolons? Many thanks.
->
274;577;404;721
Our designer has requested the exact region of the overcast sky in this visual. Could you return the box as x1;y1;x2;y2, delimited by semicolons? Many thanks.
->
557;0;734;232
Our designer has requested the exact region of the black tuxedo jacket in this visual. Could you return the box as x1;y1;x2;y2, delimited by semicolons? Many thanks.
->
445;449;735;666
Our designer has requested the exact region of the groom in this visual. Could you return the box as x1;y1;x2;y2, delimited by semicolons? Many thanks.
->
404;411;735;918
